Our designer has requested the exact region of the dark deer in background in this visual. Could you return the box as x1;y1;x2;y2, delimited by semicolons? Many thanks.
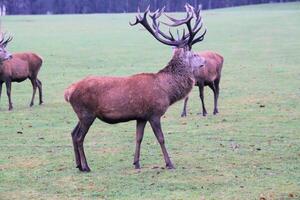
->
0;33;43;110
181;50;224;117
64;4;207;172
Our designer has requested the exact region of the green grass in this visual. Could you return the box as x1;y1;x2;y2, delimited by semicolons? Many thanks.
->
0;2;300;200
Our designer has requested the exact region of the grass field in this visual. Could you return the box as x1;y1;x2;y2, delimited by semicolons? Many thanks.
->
0;2;300;200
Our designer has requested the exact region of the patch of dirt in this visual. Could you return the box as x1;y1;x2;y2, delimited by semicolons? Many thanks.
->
259;191;299;200
0;190;60;200
0;157;46;170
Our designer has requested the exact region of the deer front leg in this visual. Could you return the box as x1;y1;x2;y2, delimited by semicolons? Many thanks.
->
133;120;147;169
149;117;174;169
5;81;13;110
181;96;189;117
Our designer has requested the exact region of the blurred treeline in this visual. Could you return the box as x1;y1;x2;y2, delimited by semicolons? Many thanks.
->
0;0;298;14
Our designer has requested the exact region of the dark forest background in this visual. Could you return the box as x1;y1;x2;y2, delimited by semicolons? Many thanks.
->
0;0;299;15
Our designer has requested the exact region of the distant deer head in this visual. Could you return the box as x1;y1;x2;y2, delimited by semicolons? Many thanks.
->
0;33;13;62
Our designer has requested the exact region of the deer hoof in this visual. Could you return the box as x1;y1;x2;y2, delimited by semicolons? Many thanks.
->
213;109;219;115
181;113;187;117
166;163;175;169
30;103;34;107
134;165;141;170
133;162;141;169
197;112;207;117
80;166;91;172
76;165;82;170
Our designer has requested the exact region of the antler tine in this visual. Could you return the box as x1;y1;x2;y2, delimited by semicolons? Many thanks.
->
185;3;202;29
155;22;176;41
7;36;13;43
195;5;202;18
0;34;13;47
176;29;180;40
129;6;150;26
168;28;175;41
161;14;192;27
181;29;186;40
0;32;6;44
191;28;207;46
150;6;165;19
163;4;193;27
129;17;139;26
185;3;194;15
150;7;175;42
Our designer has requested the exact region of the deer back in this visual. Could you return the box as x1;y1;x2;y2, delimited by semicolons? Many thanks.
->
194;51;223;82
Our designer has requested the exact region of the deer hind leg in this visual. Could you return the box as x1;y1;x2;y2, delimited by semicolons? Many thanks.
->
74;115;95;172
71;122;81;170
36;79;43;105
5;81;13;110
149;117;174;169
29;78;37;107
181;96;189;117
133;120;147;169
198;83;207;116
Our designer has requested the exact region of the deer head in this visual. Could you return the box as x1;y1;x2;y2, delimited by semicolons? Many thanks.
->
130;4;207;69
0;33;13;62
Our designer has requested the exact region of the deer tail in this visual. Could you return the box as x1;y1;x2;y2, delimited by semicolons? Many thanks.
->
64;83;77;103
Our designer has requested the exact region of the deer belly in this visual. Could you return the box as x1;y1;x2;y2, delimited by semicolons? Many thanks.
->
96;105;150;124
12;77;27;82
11;67;29;82
99;116;137;124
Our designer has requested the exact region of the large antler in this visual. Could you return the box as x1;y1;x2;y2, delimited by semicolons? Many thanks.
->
163;3;207;50
130;4;206;49
0;32;13;47
130;6;191;48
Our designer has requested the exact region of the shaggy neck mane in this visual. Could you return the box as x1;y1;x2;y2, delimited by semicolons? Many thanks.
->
157;55;195;105
159;56;189;75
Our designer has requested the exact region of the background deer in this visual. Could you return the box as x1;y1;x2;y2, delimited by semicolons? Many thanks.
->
0;33;43;110
64;4;207;172
181;50;224;117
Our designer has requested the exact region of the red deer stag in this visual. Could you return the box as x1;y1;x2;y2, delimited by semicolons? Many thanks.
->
181;50;224;117
0;33;43;111
64;4;207;172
